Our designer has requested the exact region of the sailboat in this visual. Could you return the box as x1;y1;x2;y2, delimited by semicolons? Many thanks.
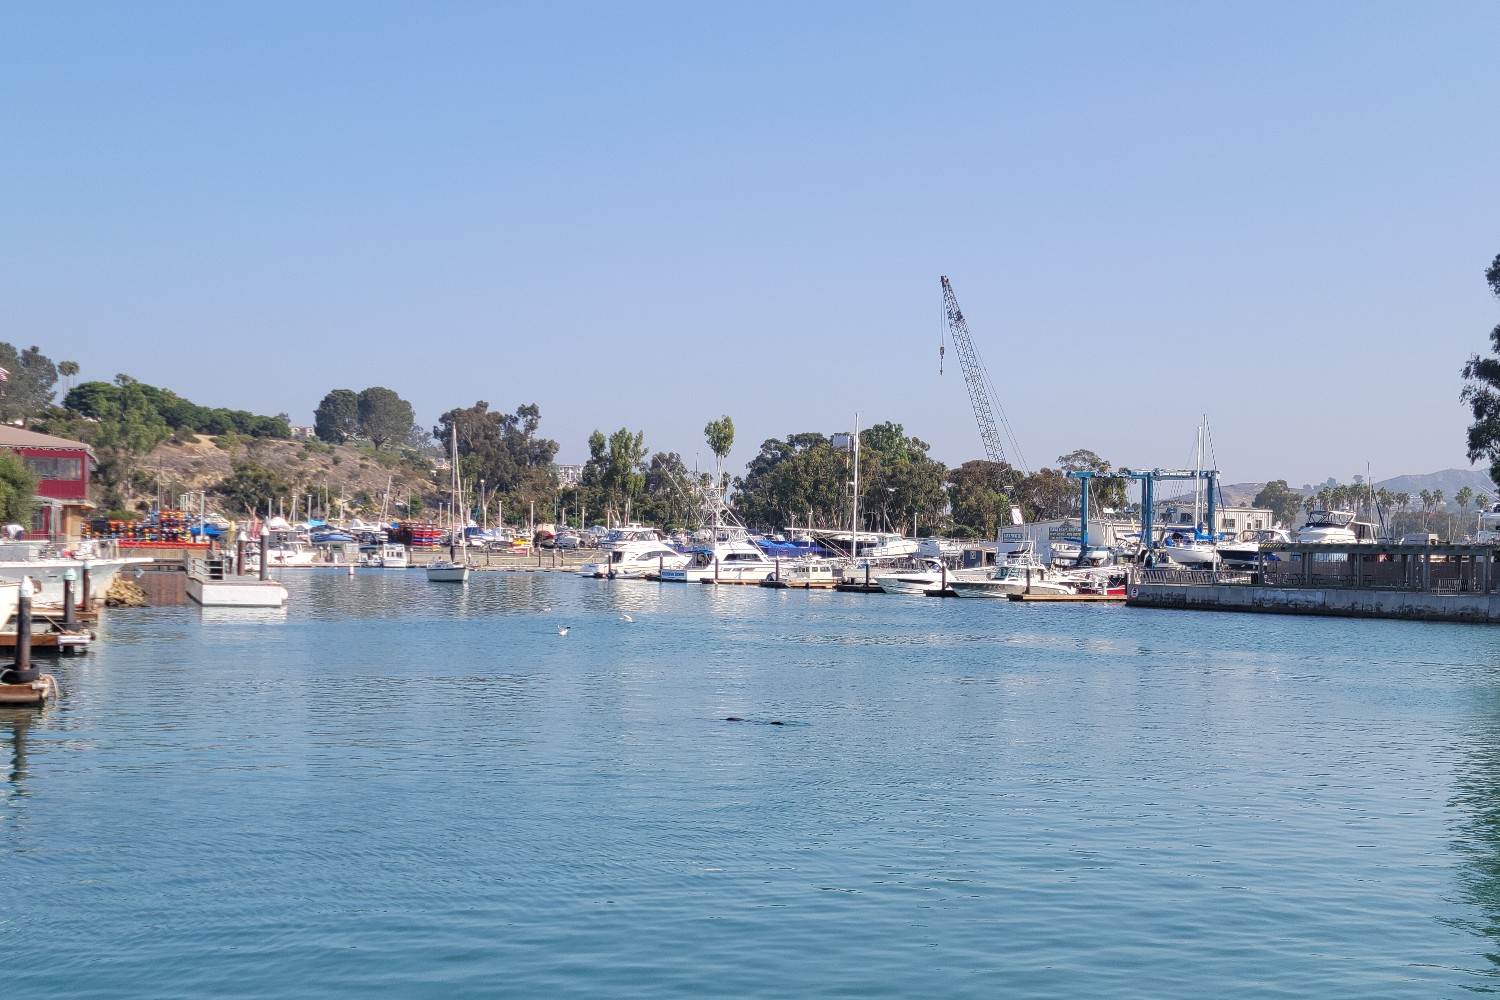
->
427;426;470;583
1157;418;1219;568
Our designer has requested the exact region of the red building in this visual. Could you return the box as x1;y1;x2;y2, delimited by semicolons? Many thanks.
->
0;425;97;538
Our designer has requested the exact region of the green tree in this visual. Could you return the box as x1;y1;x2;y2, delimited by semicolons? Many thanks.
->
88;375;174;508
314;389;360;444
58;360;80;391
1252;479;1305;529
0;450;39;526
1055;448;1127;513
948;460;1012;537
1461;251;1500;488
0;344;59;426
704;415;735;496
357;387;414;451
212;461;290;516
603;428;648;523
433;401;559;515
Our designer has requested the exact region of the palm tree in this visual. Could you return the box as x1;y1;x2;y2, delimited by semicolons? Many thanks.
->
1479;491;1492;512
1458;486;1474;517
1396;492;1410;513
1420;489;1434;526
57;360;80;391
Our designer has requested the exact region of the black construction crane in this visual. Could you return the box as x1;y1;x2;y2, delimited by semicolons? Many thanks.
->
940;275;1008;466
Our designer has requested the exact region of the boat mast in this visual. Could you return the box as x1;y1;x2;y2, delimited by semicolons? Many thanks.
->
850;412;860;559
1193;418;1203;532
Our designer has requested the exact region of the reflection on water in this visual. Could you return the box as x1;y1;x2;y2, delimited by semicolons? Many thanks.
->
1450;689;1500;990
0;707;41;796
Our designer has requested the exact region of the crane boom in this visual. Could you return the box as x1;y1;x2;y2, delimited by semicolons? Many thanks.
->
940;275;1006;465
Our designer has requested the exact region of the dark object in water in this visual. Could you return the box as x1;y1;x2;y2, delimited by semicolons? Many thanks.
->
723;716;785;726
724;716;744;722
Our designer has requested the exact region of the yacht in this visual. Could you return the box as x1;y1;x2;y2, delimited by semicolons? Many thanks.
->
808;529;920;561
0;542;152;607
659;528;776;584
1478;504;1500;544
578;526;688;579
1295;509;1381;544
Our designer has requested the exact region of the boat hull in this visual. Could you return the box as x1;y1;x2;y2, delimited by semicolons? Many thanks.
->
0;557;153;606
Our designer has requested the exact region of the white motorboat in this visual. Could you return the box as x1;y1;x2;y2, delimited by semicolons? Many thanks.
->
1217;528;1293;570
660;528;776;584
362;543;409;568
0;542;153;605
579;525;688;579
763;557;842;589
950;546;1074;598
1295;509;1381;544
874;558;948;596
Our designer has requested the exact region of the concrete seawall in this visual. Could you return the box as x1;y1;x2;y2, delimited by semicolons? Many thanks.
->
1129;583;1500;624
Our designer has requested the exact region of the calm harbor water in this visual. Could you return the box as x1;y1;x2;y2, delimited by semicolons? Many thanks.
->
5;570;1500;997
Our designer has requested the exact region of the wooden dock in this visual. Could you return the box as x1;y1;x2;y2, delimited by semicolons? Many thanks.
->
1007;592;1127;603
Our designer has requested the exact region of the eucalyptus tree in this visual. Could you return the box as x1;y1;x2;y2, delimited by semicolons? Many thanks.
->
1460;251;1500;487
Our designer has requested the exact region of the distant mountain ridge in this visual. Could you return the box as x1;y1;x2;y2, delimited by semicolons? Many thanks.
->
1372;468;1494;497
1220;469;1496;508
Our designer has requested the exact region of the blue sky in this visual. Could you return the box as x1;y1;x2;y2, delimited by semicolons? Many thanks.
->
4;1;1498;487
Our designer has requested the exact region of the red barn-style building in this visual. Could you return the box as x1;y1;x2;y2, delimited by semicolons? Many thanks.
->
0;425;96;539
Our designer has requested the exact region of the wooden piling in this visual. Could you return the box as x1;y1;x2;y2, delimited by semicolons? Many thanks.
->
63;571;76;628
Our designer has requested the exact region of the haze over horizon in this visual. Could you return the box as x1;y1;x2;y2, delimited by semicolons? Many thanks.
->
4;2;1498;488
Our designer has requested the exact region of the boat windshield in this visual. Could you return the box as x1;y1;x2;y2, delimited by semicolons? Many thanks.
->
1305;510;1355;527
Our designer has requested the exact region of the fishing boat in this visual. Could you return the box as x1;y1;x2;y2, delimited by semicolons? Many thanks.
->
660;528;777;584
949;544;1074;598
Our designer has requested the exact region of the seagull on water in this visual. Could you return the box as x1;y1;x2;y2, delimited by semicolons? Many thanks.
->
620;614;633;623
558;626;570;636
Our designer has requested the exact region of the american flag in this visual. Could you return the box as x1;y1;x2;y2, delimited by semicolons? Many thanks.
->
0;367;9;382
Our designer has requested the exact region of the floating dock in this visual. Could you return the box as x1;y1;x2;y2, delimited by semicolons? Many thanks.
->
1008;592;1127;603
186;558;288;608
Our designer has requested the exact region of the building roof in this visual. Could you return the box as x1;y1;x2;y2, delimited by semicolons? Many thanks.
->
0;424;96;457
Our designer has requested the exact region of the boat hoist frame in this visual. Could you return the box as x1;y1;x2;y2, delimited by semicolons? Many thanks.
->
1066;468;1220;563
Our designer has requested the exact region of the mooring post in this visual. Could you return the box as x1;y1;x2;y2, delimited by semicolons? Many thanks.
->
658;554;663;578
236;536;247;577
81;562;92;611
714;556;720;583
259;529;270;582
941;563;948;593
864;563;870;588
4;579;37;684
62;570;76;627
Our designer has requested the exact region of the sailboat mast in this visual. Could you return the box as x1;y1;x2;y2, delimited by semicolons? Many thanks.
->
850;412;861;558
1193;419;1203;530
